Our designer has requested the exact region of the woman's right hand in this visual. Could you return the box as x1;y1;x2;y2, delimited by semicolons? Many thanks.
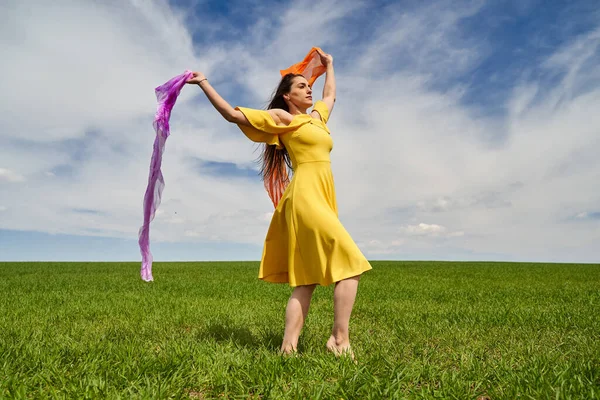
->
316;49;333;67
186;71;207;85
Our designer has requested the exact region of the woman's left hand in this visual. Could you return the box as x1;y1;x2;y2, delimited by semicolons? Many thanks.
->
316;49;333;66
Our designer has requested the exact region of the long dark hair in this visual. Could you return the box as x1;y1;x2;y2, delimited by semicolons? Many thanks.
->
259;73;303;207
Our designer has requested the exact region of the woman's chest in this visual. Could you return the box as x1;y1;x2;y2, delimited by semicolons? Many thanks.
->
286;122;333;149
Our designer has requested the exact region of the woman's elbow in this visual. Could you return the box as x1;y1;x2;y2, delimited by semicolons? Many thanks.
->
225;110;250;126
223;111;239;123
224;113;237;123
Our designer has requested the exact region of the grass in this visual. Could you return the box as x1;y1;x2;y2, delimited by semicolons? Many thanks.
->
0;261;599;399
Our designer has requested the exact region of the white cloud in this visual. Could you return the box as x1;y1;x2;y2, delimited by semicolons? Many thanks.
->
397;223;464;239
401;223;446;236
2;2;177;140
0;168;25;183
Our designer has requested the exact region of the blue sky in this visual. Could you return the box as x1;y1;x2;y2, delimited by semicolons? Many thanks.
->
0;0;599;263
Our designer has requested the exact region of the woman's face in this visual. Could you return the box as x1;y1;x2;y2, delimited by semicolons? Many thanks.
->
285;76;313;109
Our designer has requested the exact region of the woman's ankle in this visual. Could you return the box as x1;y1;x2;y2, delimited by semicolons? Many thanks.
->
327;334;350;349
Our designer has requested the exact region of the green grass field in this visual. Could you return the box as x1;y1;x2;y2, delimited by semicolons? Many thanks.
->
0;261;598;399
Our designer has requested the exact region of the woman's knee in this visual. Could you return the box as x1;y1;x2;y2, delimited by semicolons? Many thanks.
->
293;284;317;297
336;274;361;285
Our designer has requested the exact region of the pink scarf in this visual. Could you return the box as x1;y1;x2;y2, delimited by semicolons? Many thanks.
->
139;70;192;282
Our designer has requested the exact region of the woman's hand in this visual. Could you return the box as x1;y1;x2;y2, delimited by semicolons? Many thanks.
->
316;49;333;66
186;71;207;85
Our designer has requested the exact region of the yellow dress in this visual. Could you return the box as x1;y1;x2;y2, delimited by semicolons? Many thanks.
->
235;101;372;287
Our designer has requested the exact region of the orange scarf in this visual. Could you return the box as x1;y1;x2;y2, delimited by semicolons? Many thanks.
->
280;47;327;86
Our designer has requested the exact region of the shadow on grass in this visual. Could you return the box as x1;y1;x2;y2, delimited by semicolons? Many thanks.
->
199;321;282;351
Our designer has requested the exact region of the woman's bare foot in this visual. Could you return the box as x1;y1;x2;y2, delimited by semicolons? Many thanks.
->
326;335;354;360
279;345;298;356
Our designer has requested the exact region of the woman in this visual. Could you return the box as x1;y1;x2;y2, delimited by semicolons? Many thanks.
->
186;50;372;356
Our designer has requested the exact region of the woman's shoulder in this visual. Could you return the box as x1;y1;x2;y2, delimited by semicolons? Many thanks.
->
310;100;329;124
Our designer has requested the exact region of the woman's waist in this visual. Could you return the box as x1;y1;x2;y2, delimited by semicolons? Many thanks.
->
293;159;331;166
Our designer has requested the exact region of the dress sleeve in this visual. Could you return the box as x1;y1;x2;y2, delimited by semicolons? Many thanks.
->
235;107;296;149
312;100;329;124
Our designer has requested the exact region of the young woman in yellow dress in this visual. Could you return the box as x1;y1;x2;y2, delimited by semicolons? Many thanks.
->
186;49;372;356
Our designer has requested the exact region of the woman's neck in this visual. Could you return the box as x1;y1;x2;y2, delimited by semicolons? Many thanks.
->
288;105;308;115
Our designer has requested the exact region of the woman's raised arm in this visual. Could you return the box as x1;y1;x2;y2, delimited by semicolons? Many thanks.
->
187;72;272;127
311;50;336;120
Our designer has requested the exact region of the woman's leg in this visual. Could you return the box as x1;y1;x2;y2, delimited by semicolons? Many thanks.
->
280;284;317;354
327;275;361;355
